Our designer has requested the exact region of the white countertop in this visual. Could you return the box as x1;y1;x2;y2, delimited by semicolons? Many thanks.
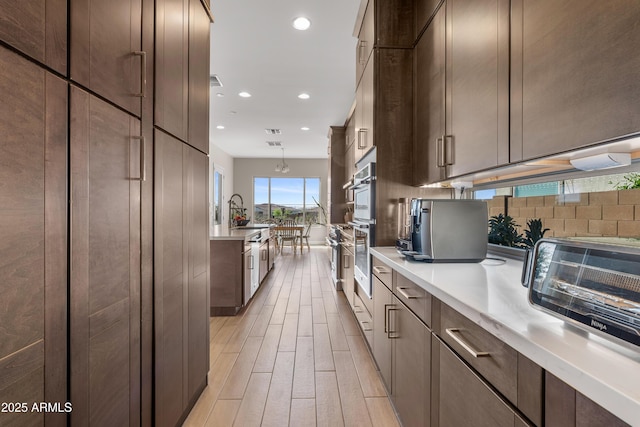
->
210;228;262;241
371;247;640;426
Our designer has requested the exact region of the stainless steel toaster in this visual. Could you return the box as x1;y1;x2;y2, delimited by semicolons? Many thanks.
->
523;237;640;347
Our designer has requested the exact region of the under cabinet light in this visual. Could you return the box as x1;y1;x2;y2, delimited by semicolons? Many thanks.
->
569;153;631;171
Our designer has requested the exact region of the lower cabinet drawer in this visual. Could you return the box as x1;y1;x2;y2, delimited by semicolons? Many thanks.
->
439;302;518;405
353;292;373;346
394;272;431;327
433;336;530;427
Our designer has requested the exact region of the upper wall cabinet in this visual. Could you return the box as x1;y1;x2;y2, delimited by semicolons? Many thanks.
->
355;0;374;85
0;0;67;74
156;0;189;143
156;0;210;153
188;0;211;154
414;0;510;185
70;0;143;117
510;0;640;162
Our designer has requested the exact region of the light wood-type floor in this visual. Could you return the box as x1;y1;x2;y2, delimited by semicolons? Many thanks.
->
183;246;401;427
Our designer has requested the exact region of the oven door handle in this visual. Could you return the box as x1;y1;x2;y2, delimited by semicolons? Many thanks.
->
348;221;369;230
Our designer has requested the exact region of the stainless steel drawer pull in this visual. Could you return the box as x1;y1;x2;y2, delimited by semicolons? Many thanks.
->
359;320;372;331
445;328;490;358
372;266;391;275
133;50;147;97
396;287;418;300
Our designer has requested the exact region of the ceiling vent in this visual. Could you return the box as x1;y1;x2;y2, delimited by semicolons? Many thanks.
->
210;74;223;87
265;128;282;135
266;141;282;147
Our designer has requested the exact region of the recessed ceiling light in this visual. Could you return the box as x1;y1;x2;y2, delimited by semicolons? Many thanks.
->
238;91;252;98
292;17;311;31
298;93;310;100
301;127;310;131
216;125;225;130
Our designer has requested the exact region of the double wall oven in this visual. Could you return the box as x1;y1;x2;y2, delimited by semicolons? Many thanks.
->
349;162;375;298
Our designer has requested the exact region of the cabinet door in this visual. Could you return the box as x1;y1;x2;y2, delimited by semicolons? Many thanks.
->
511;0;640;162
415;0;442;35
372;277;393;391
433;337;522;427
70;87;141;426
188;0;210;153
156;0;189;141
0;0;67;73
71;0;143;116
244;249;253;304
0;47;67;427
356;0;374;85
360;57;375;158
186;147;210;402
154;130;186;427
414;4;446;185
392;296;431;427
446;0;509;177
342;248;355;309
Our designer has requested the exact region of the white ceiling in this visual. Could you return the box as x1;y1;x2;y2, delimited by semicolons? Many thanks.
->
209;0;361;159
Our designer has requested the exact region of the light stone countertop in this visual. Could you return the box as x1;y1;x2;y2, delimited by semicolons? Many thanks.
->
371;246;640;426
210;227;262;241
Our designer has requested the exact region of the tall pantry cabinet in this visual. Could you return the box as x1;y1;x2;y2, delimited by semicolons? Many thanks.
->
0;0;213;426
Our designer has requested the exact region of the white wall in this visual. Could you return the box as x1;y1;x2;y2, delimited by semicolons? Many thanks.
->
233;158;329;244
209;144;235;235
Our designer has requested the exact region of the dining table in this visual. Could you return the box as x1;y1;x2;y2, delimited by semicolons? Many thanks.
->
272;225;305;254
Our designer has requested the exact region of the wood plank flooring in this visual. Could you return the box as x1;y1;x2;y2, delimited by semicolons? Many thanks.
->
183;247;400;427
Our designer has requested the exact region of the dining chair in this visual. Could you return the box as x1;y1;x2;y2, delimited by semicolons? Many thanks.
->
300;222;312;252
279;219;298;253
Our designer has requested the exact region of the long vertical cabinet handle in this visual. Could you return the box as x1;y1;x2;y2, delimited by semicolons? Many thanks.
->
357;129;367;149
436;136;445;167
133;51;147;97
343;254;350;269
387;306;400;339
250;255;254;270
132;136;146;181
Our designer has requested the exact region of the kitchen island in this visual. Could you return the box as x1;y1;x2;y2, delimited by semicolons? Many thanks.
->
370;247;639;426
210;226;274;315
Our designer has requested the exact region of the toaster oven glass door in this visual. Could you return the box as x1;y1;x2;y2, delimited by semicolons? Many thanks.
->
529;240;640;346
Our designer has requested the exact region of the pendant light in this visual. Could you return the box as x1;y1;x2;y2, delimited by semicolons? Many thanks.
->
275;148;290;174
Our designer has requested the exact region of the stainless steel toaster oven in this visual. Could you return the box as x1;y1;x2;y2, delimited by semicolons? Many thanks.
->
523;238;640;347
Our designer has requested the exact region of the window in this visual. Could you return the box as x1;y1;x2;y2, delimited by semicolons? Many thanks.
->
212;167;224;226
253;177;322;224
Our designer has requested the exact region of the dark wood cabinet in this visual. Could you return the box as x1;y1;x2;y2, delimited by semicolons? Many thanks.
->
432;337;527;427
372;276;392;391
414;4;445;185
392;295;431;427
70;86;142;426
328;126;346;224
414;0;509;184
355;0;374;85
210;240;246;315
510;0;640;162
545;372;629;427
155;0;210;150
188;0;211;153
154;130;210;427
0;0;67;73
0;47;67;427
356;57;375;160
341;244;355;310
155;0;189;142
70;0;144;117
371;262;431;427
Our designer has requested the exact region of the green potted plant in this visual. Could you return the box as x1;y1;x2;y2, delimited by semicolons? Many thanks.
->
488;214;526;248
523;218;549;248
